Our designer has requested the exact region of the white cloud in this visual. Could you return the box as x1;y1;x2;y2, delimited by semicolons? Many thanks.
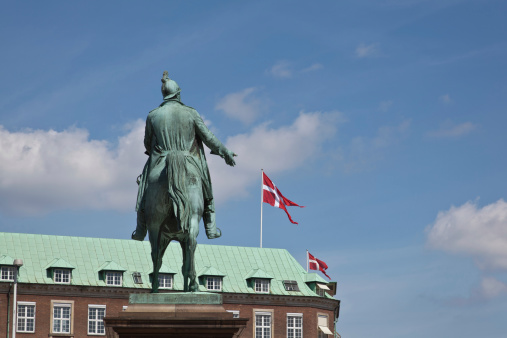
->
0;121;146;215
427;121;476;138
268;60;293;78
207;111;342;203
355;43;380;58
440;94;452;104
426;199;507;270
215;87;264;125
0;111;341;214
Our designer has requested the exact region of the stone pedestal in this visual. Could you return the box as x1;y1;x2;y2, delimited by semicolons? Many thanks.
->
104;292;248;338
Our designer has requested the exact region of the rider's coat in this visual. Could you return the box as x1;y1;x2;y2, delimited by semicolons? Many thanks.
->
136;98;229;232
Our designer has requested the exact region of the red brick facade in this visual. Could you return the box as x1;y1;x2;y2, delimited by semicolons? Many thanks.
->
1;283;338;337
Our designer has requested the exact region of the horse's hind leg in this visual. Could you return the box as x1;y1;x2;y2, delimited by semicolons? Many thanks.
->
179;240;189;291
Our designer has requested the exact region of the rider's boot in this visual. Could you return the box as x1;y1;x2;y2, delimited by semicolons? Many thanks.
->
132;209;148;241
204;210;221;239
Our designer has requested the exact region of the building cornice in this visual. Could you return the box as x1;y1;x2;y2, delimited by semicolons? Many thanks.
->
0;283;339;311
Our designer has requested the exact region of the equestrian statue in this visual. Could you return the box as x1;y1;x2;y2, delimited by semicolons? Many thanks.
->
132;71;236;293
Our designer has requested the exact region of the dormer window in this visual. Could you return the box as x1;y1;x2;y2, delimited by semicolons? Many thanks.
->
283;280;300;291
158;273;173;289
97;260;126;287
316;283;330;297
106;271;123;286
54;269;71;284
255;278;270;293
132;272;143;284
206;276;222;291
0;266;14;281
198;266;226;292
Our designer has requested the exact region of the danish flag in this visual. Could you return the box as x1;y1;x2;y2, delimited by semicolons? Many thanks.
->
308;252;331;279
262;172;304;224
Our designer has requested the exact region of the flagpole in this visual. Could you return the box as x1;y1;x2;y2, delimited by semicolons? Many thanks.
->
260;169;264;248
306;249;309;272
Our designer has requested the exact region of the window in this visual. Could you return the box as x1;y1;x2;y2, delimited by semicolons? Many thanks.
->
54;269;71;284
227;310;239;318
255;279;270;293
206;277;222;291
317;314;332;337
255;312;272;338
88;305;106;335
53;303;71;333
1;266;14;281
105;271;122;286
287;313;303;338
158;274;173;289
283;280;300;291
132;272;143;284
316;283;330;297
17;302;35;333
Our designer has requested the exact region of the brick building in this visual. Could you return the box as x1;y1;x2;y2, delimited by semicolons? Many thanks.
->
0;232;340;337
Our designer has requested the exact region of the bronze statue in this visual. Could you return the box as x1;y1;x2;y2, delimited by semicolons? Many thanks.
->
132;71;236;293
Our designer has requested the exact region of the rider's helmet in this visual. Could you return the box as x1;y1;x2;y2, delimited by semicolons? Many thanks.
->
161;71;181;100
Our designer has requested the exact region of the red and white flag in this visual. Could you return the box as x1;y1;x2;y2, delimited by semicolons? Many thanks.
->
308;252;331;279
262;172;304;224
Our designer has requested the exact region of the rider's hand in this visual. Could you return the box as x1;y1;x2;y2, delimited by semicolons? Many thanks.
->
225;151;237;166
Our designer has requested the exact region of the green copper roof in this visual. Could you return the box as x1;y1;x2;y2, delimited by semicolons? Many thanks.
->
305;272;328;284
244;268;274;280
198;266;226;277
148;264;177;275
0;254;14;265
97;260;126;272
44;258;76;270
0;232;334;297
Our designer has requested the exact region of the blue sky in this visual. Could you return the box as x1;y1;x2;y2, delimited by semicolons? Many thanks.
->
1;0;507;336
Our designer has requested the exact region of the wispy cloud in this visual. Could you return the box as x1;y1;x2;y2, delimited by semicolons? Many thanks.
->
301;63;323;73
215;87;265;125
268;60;293;78
355;43;380;58
267;61;323;79
427;121;476;138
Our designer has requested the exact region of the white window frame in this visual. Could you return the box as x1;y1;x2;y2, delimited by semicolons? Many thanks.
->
287;313;303;338
255;279;270;293
54;268;71;284
51;301;73;334
17;301;36;333
227;310;240;318
206;276;222;291
105;271;123;286
88;304;106;335
254;310;272;338
1;266;15;281
158;273;173;289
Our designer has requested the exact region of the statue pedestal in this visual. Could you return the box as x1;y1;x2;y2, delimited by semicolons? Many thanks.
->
104;292;248;338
